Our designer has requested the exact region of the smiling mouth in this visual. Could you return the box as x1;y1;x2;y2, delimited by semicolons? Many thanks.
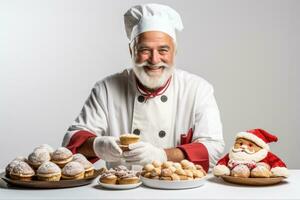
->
144;66;164;71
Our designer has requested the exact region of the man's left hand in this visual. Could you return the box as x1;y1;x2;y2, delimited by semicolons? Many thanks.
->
123;142;167;165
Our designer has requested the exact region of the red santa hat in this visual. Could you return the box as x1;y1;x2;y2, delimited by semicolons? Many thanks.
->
236;129;278;150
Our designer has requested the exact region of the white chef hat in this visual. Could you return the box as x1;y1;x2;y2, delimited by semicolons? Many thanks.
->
124;4;184;42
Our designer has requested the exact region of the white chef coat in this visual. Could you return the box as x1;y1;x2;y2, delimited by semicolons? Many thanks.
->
62;68;225;169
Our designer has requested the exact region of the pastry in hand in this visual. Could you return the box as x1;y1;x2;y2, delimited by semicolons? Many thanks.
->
72;153;94;177
61;161;85;180
9;161;35;181
51;147;73;168
37;161;61;181
119;134;140;151
231;164;250;178
28;148;51;169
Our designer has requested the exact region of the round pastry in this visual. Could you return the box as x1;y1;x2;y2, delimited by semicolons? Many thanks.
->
192;169;205;178
171;173;180;181
143;164;155;172
162;161;173;169
51;147;73;168
152;160;162;168
251;165;271;178
61;161;85;180
5;158;25;177
184;170;193;178
161;168;173;177
28;148;51;169
72;154;94;177
34;144;54;156
231;164;250;178
10;161;35;181
119;134;140;151
100;173;118;184
118;172;139;184
150;168;161;177
37;161;61;181
172;162;182;169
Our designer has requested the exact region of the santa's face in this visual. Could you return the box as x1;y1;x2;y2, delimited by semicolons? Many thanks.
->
229;138;268;162
131;31;175;89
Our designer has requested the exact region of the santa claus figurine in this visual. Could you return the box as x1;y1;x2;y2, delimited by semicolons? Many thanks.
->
213;129;289;178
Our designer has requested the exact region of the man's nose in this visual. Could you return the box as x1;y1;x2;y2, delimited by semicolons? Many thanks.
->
241;145;248;149
149;50;161;65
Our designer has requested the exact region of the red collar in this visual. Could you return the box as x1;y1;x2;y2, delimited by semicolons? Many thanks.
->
135;76;172;101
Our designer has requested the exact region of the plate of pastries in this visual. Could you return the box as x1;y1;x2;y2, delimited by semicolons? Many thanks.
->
140;160;207;189
218;163;285;186
98;165;142;190
1;144;103;188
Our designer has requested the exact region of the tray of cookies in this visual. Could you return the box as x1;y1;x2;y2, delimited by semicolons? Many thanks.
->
140;160;207;189
98;165;141;190
1;144;103;188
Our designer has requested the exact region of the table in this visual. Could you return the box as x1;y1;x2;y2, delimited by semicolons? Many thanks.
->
0;170;299;200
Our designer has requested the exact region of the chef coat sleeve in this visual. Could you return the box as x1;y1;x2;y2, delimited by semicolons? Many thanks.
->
178;82;225;171
62;82;108;161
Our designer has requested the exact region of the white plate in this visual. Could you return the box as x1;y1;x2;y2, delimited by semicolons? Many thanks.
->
97;180;142;190
141;176;207;190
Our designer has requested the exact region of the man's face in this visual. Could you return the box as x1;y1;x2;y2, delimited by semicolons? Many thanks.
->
131;31;175;89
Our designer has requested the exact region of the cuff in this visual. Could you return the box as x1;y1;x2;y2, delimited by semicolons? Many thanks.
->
66;130;99;163
177;143;209;172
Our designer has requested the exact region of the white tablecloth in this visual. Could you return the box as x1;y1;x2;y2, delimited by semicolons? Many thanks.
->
0;170;299;200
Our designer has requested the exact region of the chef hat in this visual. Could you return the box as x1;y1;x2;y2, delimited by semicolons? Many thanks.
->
236;129;278;150
124;4;184;42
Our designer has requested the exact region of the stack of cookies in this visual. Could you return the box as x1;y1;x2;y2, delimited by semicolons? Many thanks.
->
119;134;140;151
141;160;206;181
99;165;140;185
5;144;94;181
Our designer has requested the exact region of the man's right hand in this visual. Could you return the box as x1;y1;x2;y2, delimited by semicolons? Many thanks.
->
93;136;123;162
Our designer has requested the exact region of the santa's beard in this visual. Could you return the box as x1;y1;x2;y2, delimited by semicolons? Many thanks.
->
132;60;174;89
229;147;268;163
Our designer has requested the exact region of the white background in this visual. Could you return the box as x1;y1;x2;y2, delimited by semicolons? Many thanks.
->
0;0;299;169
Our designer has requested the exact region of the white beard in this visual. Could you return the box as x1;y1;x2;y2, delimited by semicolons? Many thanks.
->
132;60;174;89
229;147;268;163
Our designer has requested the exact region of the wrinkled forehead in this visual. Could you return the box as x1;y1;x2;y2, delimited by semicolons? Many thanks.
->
134;31;175;48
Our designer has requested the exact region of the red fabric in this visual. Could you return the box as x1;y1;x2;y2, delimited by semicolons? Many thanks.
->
260;152;287;168
66;130;99;163
245;129;278;144
180;128;193;145
178;143;209;172
136;76;171;101
216;153;230;166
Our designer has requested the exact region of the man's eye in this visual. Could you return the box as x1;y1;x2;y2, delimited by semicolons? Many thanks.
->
239;142;243;146
159;49;168;53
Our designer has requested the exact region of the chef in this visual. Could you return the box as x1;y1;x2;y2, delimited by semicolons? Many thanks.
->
62;3;224;172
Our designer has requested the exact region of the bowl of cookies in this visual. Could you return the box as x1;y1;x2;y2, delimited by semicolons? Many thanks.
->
1;144;103;188
98;165;141;189
140;160;207;189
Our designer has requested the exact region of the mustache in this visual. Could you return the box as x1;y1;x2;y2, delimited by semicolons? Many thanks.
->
135;61;170;69
232;147;255;154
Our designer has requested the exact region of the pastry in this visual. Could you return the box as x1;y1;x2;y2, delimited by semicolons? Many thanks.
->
100;173;118;184
231;164;250;178
28;148;51;169
34;144;54;156
5;157;27;177
9;161;35;181
118;172;139;184
72;153;94;177
51;147;73;168
119;134;140;151
141;160;206;181
61;161;85;180
36;161;61;181
251;165;271;178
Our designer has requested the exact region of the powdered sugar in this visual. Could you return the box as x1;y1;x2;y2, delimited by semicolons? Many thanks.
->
37;161;61;175
62;161;84;176
28;148;51;165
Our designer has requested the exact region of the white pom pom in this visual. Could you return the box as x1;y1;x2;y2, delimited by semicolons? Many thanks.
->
213;165;230;176
271;167;289;178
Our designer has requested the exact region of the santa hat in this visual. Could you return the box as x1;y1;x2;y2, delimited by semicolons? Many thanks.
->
236;129;278;150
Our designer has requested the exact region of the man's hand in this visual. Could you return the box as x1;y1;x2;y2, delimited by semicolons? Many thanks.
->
93;136;123;162
123;142;167;165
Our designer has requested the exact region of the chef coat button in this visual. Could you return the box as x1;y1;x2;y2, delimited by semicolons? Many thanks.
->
138;95;145;103
133;129;140;135
159;130;166;138
161;95;168;102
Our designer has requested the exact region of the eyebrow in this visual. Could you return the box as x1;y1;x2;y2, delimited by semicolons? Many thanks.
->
137;44;170;49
